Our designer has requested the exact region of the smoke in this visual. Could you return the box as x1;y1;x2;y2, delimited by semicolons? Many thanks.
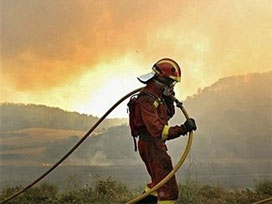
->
1;0;182;90
1;0;271;114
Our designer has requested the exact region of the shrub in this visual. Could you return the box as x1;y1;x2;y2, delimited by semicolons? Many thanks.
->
0;185;23;203
58;187;93;203
58;176;134;203
255;179;272;196
1;178;271;203
178;181;201;204
92;176;134;203
0;183;58;204
227;188;259;204
178;180;272;204
198;185;228;204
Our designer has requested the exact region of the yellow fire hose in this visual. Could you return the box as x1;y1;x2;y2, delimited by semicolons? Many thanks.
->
1;87;270;204
126;97;193;204
251;197;272;204
0;87;143;204
126;95;272;204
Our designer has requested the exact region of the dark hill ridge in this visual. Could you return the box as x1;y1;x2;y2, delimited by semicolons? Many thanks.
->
76;71;271;166
169;71;272;162
186;71;271;104
0;71;271;188
27;71;271;165
0;103;127;131
0;71;271;166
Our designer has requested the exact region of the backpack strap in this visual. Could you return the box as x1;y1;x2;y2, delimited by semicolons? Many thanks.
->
139;91;162;109
128;91;162;152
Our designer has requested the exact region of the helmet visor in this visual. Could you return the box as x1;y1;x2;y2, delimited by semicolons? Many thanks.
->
137;71;156;84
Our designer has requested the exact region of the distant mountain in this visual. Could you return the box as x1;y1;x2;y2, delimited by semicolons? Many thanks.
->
40;71;272;166
169;71;272;163
1;71;271;170
0;125;138;166
73;71;272;166
0;103;127;131
42;125;140;166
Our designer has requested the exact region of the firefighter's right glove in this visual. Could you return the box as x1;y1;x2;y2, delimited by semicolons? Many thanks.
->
183;118;197;133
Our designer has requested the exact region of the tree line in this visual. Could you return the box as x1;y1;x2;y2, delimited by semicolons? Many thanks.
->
0;103;126;131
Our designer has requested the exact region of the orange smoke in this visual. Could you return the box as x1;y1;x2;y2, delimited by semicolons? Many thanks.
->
1;0;271;116
1;0;184;91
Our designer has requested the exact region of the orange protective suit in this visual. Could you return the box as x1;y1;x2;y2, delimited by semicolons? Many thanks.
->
130;80;187;202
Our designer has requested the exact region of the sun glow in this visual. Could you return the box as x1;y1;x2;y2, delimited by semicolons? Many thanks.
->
75;76;139;118
72;56;146;117
1;0;271;118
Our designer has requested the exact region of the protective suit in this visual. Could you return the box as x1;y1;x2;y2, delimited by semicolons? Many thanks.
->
129;58;197;204
131;80;187;203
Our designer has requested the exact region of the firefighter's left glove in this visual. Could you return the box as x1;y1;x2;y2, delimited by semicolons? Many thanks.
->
183;118;197;133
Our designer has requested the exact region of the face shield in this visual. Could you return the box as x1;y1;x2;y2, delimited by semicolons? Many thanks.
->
137;71;156;84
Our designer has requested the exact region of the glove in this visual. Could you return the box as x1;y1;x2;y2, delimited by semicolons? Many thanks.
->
183;118;197;133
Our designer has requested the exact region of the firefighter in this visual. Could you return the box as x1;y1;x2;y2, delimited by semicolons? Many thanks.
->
129;58;197;204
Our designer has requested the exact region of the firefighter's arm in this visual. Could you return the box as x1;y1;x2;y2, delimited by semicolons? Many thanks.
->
139;97;187;140
166;125;187;140
166;118;197;140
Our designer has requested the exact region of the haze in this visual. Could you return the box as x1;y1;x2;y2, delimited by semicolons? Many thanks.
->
1;0;271;117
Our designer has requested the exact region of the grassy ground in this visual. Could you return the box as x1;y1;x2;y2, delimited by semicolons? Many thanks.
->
0;177;271;204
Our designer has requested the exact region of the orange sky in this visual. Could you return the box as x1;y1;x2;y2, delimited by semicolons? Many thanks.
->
1;0;271;117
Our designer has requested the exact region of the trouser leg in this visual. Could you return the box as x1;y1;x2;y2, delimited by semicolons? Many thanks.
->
138;141;178;202
152;147;179;201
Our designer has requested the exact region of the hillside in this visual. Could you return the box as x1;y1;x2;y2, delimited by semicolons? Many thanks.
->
0;71;271;188
0;103;127;131
80;71;272;166
0;128;86;166
43;71;271;167
168;71;272;163
0;103;128;166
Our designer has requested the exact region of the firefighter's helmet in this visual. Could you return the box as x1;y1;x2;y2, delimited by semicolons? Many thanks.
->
137;58;181;84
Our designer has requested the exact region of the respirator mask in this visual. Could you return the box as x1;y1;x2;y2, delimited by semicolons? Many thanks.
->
154;76;177;97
